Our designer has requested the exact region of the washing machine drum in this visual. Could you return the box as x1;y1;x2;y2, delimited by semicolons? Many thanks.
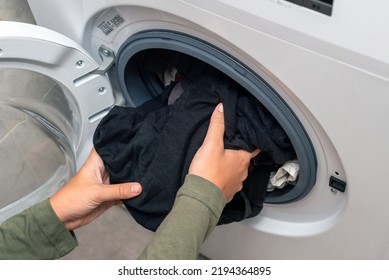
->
93;50;296;231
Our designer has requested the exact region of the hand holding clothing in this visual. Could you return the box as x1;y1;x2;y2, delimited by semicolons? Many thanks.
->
139;103;260;259
189;103;260;202
50;148;142;231
0;104;257;259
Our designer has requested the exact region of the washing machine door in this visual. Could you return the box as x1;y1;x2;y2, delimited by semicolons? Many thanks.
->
0;21;115;223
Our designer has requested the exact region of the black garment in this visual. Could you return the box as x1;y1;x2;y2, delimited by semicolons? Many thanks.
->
93;57;295;231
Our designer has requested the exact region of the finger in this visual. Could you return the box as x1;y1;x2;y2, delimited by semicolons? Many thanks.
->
82;148;106;178
97;182;142;202
84;148;102;166
203;103;225;145
251;148;261;158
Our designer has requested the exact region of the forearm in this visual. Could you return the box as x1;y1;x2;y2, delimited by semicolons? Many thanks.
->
138;174;226;260
0;199;78;260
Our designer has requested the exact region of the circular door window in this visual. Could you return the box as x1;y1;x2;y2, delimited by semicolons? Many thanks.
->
0;69;78;222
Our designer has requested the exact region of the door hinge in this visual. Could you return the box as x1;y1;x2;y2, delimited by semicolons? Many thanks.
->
93;45;115;75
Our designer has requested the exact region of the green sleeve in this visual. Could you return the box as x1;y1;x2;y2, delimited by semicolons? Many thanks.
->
0;198;78;260
137;174;226;260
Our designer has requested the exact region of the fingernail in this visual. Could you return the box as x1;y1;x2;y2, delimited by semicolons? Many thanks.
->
131;184;142;193
218;103;224;113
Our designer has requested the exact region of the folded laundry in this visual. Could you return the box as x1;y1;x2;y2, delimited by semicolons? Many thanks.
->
93;51;296;231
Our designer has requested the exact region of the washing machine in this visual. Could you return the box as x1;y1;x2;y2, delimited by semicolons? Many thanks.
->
1;0;389;259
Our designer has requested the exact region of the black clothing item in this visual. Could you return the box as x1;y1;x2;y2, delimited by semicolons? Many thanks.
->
94;71;295;231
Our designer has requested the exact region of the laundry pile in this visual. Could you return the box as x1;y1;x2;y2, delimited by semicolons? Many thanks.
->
93;50;297;231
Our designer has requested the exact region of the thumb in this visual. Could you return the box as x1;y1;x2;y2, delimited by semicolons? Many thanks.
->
203;103;225;145
97;182;142;202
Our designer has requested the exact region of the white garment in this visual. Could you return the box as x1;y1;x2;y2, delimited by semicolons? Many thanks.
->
162;67;178;86
267;160;299;191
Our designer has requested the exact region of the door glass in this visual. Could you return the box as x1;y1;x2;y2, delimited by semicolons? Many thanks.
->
0;69;79;222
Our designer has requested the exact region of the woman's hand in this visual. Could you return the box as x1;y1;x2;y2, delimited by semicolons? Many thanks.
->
50;148;142;231
189;103;260;202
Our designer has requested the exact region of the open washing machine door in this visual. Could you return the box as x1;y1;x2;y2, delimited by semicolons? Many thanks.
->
0;21;115;223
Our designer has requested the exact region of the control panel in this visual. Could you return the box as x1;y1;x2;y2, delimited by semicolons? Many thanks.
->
285;0;334;16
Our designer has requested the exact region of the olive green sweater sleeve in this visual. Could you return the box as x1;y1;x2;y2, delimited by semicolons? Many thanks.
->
138;174;226;260
0;198;78;260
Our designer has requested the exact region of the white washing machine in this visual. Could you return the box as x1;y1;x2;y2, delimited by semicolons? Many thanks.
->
1;0;389;259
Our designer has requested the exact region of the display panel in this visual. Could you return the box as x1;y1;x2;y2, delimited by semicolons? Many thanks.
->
285;0;334;16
